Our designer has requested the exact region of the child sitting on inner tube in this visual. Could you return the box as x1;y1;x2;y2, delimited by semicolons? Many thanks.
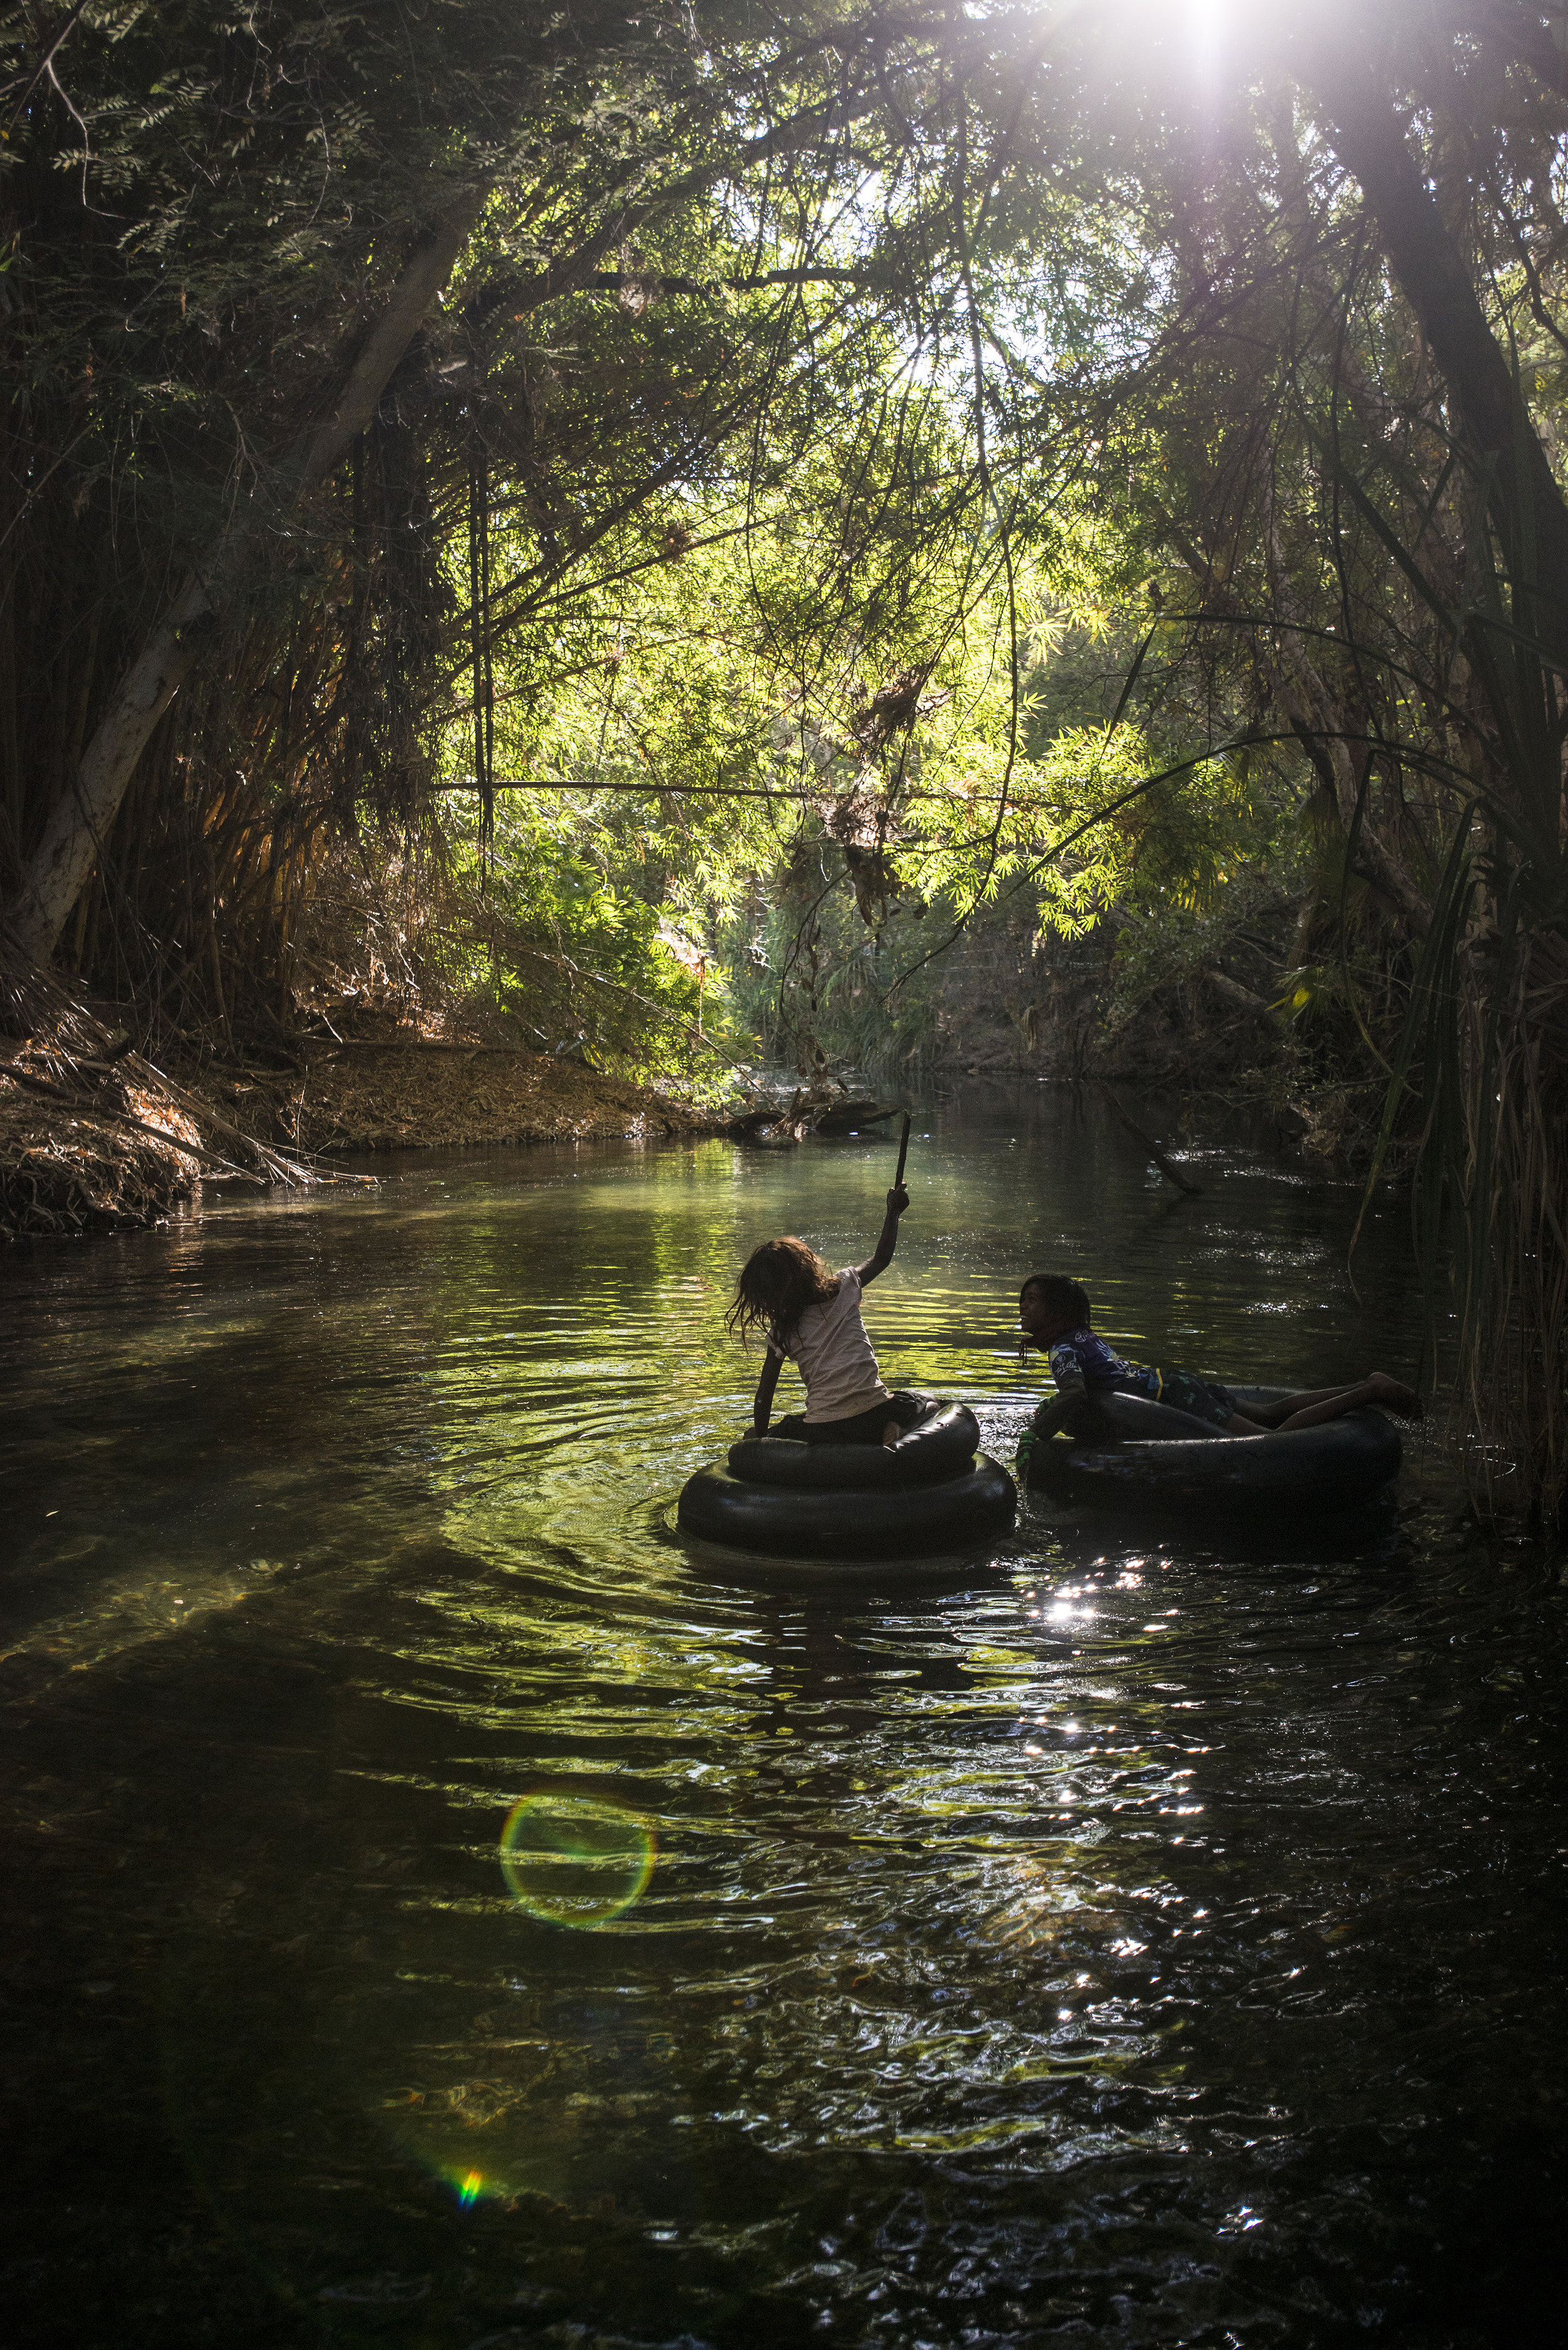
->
728;1182;918;1446
1015;1273;1420;1464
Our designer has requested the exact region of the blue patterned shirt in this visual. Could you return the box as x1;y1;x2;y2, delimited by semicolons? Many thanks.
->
1046;1326;1163;1403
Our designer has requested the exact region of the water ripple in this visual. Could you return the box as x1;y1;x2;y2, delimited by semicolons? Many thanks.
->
1;1103;1564;2346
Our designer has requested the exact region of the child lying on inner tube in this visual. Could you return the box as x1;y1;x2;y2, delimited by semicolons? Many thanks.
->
728;1182;919;1446
1015;1273;1421;1465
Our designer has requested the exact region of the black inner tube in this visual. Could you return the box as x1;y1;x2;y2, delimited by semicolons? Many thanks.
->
729;1402;980;1491
1024;1387;1402;1513
679;1453;1017;1560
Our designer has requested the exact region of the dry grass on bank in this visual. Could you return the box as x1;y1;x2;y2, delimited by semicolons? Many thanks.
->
0;943;323;1241
1;1092;204;1238
1;940;729;1241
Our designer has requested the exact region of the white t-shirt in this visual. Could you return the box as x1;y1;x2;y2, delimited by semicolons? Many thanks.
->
768;1267;890;1424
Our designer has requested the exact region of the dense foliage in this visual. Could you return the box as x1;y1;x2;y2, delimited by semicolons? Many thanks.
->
6;3;1568;1513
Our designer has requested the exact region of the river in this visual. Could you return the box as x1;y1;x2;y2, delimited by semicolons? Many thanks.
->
3;1088;1564;2348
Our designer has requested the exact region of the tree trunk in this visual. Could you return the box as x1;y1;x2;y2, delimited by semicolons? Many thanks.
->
1312;65;1568;666
5;187;487;962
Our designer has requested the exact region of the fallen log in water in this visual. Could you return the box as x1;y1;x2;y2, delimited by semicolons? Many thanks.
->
723;1087;902;1144
813;1098;897;1134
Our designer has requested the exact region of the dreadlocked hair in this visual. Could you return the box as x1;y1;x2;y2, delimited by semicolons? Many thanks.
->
726;1236;840;1351
1019;1273;1091;1324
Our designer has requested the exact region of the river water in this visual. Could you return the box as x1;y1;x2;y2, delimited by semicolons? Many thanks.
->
3;1089;1564;2349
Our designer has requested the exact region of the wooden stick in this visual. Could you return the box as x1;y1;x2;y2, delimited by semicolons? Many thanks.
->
1098;1083;1202;1196
894;1112;911;1187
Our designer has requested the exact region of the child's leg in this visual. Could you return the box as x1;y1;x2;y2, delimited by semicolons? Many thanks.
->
1227;1383;1364;1431
879;1390;927;1447
1229;1373;1421;1433
805;1394;924;1447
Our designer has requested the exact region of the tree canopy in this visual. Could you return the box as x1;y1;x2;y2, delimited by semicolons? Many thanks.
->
7;3;1568;1506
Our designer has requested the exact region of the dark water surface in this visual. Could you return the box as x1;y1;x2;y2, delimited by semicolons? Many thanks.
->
3;1090;1564;2350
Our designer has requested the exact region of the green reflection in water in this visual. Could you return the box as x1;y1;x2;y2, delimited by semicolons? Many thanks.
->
499;1790;657;1927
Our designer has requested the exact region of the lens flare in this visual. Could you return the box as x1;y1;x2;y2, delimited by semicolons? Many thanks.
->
499;1790;657;1928
384;2127;536;2214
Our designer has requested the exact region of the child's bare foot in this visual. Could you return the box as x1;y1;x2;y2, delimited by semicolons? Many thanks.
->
1368;1373;1422;1418
882;1420;902;1447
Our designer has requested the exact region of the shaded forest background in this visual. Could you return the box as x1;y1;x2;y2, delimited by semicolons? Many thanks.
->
5;0;1568;1518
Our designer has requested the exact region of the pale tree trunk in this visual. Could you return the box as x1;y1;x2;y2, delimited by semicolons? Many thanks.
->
6;187;487;962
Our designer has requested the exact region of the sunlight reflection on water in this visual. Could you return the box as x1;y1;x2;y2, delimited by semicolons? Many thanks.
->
1;1092;1564;2347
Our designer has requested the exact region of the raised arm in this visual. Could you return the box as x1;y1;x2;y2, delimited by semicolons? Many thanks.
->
856;1183;910;1286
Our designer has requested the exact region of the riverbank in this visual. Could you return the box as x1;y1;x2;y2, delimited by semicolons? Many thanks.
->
1;1039;724;1240
1;954;734;1240
254;1031;722;1156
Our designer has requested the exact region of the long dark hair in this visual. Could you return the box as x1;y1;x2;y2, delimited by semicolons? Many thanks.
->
727;1236;840;1349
